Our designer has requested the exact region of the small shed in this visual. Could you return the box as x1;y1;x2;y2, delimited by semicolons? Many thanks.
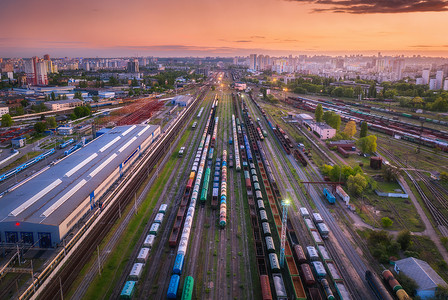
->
11;137;26;148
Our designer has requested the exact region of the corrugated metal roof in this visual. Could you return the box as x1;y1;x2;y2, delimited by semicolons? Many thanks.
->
395;257;447;290
0;124;159;227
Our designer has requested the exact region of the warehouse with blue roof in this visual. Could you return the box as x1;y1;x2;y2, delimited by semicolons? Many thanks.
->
0;124;160;248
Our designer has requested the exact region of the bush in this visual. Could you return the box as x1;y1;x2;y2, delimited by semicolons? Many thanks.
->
381;217;394;228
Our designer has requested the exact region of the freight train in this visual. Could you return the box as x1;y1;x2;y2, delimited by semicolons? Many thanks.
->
288;96;448;152
167;98;218;299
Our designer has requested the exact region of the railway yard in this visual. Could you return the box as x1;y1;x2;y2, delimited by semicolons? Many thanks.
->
1;70;448;300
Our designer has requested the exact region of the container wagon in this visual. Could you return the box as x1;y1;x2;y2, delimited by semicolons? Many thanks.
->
365;271;394;300
143;234;155;248
159;204;168;214
313;213;324;224
300;207;309;217
137;247;150;263
312;261;327;278
317;223;330;239
129;263;144;280
269;253;280;272
149;223;160;235
120;281;136;299
307;246;319;261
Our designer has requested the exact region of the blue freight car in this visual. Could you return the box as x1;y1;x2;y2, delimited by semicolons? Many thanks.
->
167;274;180;299
323;188;336;204
173;253;185;275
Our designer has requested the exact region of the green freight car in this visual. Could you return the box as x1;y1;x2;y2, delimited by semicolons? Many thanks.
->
181;276;194;300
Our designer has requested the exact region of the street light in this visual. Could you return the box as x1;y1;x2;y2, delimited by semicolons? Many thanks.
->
280;199;290;267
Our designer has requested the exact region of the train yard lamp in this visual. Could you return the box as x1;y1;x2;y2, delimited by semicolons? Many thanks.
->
280;199;290;268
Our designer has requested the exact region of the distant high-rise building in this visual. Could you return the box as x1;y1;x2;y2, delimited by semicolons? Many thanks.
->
436;70;444;90
392;58;405;80
127;59;139;73
422;69;430;85
444;78;448;91
416;78;424;85
249;54;257;71
429;78;437;90
25;56;48;86
44;54;50;61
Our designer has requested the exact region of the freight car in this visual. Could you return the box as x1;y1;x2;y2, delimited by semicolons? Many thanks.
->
167;274;180;299
293;244;307;264
293;149;308;167
323;188;336;204
365;270;394;300
120;281;136;299
272;273;288;300
181;276;194;300
300;263;316;285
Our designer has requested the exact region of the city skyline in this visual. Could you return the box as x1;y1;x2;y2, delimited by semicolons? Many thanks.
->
1;0;448;57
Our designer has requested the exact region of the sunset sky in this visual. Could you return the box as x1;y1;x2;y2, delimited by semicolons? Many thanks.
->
1;0;448;57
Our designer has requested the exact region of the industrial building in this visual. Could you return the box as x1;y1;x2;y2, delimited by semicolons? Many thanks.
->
302;120;336;140
394;257;447;299
171;95;193;107
0;124;160;248
44;99;83;111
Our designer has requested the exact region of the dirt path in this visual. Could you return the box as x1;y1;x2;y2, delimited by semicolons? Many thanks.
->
399;176;448;264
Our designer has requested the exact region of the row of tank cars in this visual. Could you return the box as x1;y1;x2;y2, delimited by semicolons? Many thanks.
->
167;97;219;299
119;204;168;299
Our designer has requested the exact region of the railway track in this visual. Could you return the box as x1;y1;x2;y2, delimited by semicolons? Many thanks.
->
380;146;448;237
245;93;372;299
136;92;215;299
27;87;209;300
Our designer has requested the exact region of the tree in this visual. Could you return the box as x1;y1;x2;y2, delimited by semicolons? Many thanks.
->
366;135;377;153
381;217;394;228
441;172;448;182
435;284;448;299
323;111;341;130
46;117;57;128
347;173;368;195
1;114;13;127
343;121;357;138
397;230;412;250
315;104;323;122
383;164;399;182
34;122;47;133
15;106;24;116
330;165;342;182
395;273;418;297
74;92;83;100
51;91;56;101
357;135;377;154
109;76;118;86
360;121;368;138
21;99;29;107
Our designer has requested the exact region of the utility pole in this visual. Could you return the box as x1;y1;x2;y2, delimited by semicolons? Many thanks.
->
59;277;63;300
280;200;290;267
97;245;101;276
